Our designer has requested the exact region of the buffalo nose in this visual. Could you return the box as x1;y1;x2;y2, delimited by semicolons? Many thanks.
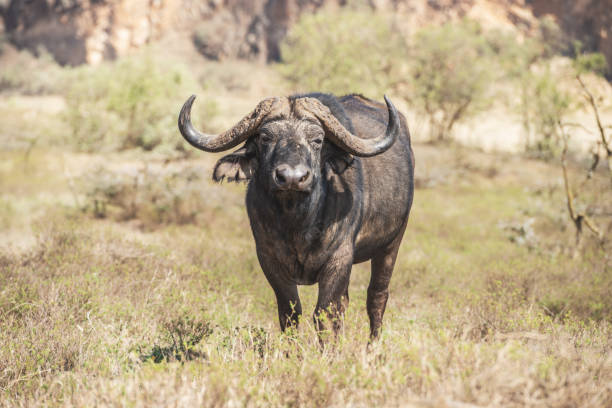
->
274;164;312;191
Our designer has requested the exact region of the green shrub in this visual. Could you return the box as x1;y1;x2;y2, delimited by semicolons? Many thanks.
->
406;20;497;141
521;67;573;157
505;20;606;157
78;163;215;229
574;50;609;77
141;314;212;363
280;12;572;145
279;8;406;96
63;52;216;153
537;15;567;57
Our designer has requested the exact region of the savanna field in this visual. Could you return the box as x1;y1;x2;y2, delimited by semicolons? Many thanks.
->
1;5;612;407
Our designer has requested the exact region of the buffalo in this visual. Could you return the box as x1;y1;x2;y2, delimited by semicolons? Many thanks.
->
178;92;414;339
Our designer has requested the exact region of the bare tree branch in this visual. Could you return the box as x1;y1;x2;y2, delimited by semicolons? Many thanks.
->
445;99;472;136
581;143;601;184
558;121;604;257
576;75;612;183
562;122;594;134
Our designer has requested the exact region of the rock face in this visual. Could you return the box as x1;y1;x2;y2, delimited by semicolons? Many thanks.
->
1;0;180;65
0;0;336;64
189;0;341;63
1;0;611;69
530;0;612;72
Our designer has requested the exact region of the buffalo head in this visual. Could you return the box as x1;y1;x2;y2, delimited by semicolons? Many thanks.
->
178;95;401;202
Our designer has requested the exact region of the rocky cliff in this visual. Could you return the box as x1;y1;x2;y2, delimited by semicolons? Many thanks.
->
1;0;611;69
1;0;181;65
530;0;612;66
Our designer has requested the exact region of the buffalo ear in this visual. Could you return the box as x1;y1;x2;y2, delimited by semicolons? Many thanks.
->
326;150;354;175
213;146;256;183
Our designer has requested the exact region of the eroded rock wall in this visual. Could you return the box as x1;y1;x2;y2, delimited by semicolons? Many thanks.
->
530;0;612;70
1;0;180;65
1;0;611;69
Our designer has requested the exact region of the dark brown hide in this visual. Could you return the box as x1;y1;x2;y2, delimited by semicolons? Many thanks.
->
178;93;414;340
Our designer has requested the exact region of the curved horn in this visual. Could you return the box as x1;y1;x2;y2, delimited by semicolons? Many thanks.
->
178;95;280;153
302;95;401;157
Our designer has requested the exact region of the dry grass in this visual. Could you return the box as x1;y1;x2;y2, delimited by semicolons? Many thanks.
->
1;141;611;407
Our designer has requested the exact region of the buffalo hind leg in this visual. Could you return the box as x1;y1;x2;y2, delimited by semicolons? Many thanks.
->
367;239;402;340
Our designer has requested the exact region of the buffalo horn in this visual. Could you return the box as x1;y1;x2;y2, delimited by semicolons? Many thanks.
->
303;95;400;157
178;95;279;153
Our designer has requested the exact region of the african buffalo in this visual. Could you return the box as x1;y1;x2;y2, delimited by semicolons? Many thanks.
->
178;93;414;339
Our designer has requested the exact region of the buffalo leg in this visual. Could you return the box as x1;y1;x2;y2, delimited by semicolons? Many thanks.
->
314;262;352;338
272;283;302;331
259;256;302;331
367;239;402;339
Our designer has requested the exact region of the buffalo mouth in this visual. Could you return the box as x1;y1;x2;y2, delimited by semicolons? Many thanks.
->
274;188;312;199
273;184;313;194
273;189;312;212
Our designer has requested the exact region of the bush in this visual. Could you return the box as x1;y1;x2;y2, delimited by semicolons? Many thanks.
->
0;45;65;95
280;12;570;144
77;163;214;229
574;50;609;77
507;20;605;157
281;14;523;141
141;314;212;363
521;67;573;157
62;52;217;153
515;50;608;159
279;8;406;96
406;20;498;141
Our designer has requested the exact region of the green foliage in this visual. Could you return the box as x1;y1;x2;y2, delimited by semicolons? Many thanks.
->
0;101;67;152
574;51;609;77
281;13;506;142
279;8;406;96
499;35;562;154
407;20;497;141
492;18;575;157
508;21;607;158
63;52;216;152
141;314;212;363
537;15;567;56
280;12;581;146
520;67;572;157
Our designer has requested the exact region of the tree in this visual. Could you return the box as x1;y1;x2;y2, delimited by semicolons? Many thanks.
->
407;20;495;141
279;8;406;97
525;51;610;256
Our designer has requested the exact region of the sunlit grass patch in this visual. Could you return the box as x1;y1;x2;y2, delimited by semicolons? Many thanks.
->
0;97;68;152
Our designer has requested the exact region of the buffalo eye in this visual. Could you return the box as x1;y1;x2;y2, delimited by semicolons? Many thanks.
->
311;137;323;146
259;133;273;143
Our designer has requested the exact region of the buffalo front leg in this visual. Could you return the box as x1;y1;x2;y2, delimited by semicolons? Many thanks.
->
259;256;302;331
313;255;353;339
367;241;401;339
272;283;302;331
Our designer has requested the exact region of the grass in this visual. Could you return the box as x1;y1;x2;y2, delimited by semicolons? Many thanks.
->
0;141;611;407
